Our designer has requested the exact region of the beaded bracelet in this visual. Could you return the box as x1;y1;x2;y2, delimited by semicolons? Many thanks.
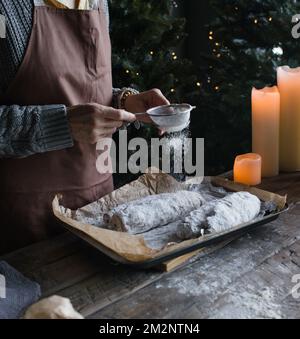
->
119;88;139;109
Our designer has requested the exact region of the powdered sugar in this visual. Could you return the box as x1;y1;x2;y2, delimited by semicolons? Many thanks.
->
105;191;204;234
178;192;261;239
72;179;276;251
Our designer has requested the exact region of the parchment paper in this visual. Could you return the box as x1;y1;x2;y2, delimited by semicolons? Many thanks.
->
52;169;287;264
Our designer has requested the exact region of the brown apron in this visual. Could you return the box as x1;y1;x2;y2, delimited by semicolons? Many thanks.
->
0;6;114;254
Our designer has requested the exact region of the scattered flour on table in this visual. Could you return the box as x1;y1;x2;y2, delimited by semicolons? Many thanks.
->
210;287;282;319
155;242;283;319
154;241;265;298
156;277;204;296
155;275;282;318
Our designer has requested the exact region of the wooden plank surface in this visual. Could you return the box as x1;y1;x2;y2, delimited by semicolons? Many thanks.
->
157;238;236;272
89;206;300;319
1;173;300;319
88;175;300;319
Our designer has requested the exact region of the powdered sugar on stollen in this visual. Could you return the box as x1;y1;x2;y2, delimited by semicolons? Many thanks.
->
105;191;204;234
177;192;261;240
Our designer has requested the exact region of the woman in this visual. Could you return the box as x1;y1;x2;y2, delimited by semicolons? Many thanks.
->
0;0;169;254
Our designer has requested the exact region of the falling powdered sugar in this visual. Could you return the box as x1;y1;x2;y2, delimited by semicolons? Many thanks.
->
159;130;191;180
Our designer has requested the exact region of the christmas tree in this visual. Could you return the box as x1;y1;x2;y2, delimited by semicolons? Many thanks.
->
110;0;300;177
109;0;198;185
194;0;300;174
109;0;197;103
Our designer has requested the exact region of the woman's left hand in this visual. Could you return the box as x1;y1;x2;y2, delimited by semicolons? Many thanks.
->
124;89;170;134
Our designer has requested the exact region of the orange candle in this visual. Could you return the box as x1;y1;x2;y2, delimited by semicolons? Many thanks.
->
234;153;262;186
252;86;280;177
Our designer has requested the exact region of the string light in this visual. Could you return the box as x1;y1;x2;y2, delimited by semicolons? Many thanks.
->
273;46;283;55
170;88;175;93
150;51;154;55
136;72;139;76
209;36;213;40
215;42;220;46
196;82;201;87
214;86;220;91
171;0;178;8
254;19;258;24
173;55;178;60
268;17;272;22
217;54;221;58
125;69;130;74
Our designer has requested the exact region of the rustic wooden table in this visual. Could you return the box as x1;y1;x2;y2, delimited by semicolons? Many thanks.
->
1;173;300;319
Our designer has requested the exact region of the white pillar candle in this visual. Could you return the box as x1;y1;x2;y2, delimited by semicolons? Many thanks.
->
252;86;280;177
277;66;300;171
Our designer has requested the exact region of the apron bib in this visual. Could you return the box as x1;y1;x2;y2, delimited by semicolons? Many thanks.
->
0;6;113;254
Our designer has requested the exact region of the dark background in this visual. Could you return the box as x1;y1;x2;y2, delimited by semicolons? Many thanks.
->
110;0;300;181
183;1;213;65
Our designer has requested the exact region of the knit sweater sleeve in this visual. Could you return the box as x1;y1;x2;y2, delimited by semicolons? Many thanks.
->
0;0;74;158
0;104;73;158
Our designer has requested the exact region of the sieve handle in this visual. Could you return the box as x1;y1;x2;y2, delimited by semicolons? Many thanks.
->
134;112;148;118
134;112;153;124
117;112;149;131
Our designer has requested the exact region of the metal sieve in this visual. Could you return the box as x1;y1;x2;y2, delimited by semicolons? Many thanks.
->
135;104;196;133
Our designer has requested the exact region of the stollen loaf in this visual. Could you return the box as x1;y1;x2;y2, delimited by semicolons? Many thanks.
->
177;192;261;240
104;191;204;234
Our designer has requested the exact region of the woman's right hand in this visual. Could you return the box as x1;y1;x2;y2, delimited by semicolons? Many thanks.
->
67;103;136;144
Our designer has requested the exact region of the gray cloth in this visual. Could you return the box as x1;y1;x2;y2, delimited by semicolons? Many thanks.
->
0;261;41;319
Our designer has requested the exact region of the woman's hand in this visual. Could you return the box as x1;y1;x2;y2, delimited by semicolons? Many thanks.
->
124;89;170;134
124;88;170;118
67;103;136;144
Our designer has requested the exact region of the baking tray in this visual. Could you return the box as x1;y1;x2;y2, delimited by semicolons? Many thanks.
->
60;206;288;269
54;173;289;269
135;207;289;268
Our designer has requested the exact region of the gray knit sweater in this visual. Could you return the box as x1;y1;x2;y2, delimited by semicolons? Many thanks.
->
0;0;118;158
